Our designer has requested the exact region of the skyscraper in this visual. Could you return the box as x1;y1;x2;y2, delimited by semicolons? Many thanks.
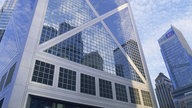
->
0;0;157;108
155;73;175;108
158;26;192;89
158;26;192;108
0;0;17;42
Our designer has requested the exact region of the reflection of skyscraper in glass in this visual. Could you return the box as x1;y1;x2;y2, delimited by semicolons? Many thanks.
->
43;22;84;63
83;51;104;70
124;40;145;78
0;0;17;42
114;39;145;83
40;25;58;44
0;0;157;108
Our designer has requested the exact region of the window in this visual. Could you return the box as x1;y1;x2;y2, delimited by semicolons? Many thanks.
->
129;87;141;104
4;63;16;87
141;90;153;107
99;79;113;99
32;60;54;86
58;67;76;91
0;73;7;91
115;83;128;102
80;73;95;95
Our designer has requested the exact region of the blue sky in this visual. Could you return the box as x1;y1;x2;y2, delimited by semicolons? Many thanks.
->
129;0;192;88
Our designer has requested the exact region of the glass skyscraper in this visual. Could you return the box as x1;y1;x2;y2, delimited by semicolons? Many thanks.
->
0;0;157;108
158;26;192;89
158;26;192;108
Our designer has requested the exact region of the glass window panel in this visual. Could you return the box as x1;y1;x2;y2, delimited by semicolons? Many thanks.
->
80;73;95;95
58;67;76;91
141;90;153;107
32;60;54;86
99;79;113;99
89;0;127;15
129;87;141;105
115;83;128;102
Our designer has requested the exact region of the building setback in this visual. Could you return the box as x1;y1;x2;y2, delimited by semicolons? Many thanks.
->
155;73;175;108
0;0;157;108
158;26;192;108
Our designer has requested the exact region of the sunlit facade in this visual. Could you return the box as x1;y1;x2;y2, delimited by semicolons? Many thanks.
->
0;0;157;108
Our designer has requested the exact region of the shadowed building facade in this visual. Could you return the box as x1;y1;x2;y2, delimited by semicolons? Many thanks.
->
0;0;157;108
155;73;175;108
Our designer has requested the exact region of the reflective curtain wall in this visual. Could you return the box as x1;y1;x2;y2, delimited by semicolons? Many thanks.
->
0;0;37;73
40;0;145;83
0;0;18;42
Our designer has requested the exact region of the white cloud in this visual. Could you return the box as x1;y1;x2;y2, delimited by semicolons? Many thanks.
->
0;0;5;9
130;0;192;88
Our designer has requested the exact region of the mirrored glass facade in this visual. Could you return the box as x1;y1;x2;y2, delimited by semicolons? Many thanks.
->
0;0;17;42
104;8;134;45
0;0;37;71
40;0;96;44
158;26;192;89
45;22;119;74
42;0;146;83
89;0;127;15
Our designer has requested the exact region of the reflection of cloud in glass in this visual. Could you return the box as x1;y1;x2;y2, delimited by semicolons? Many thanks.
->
44;0;96;29
0;22;18;70
104;8;134;45
89;0;127;15
82;51;104;71
0;0;36;71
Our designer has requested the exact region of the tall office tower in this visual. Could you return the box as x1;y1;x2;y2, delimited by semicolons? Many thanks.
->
158;26;192;108
155;73;175;108
0;0;17;42
0;0;157;108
